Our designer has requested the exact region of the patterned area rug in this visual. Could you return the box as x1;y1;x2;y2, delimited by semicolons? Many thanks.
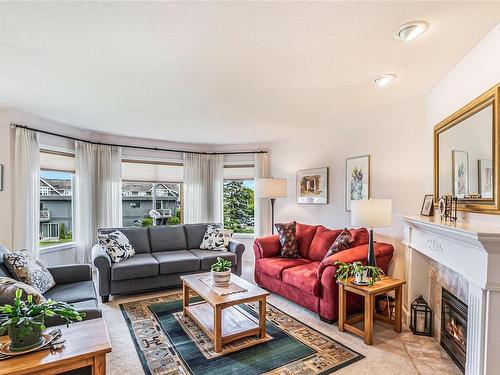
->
120;292;363;375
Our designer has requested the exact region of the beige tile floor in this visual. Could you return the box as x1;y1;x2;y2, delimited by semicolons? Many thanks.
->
98;261;461;375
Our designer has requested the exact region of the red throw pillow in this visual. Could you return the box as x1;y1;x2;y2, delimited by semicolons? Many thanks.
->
324;228;354;258
275;221;299;258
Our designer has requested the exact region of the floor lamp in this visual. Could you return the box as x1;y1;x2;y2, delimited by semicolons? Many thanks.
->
350;199;392;267
256;178;287;235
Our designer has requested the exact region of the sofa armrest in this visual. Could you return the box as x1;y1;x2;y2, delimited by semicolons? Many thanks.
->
92;244;111;298
228;239;245;276
317;242;394;279
253;235;280;260
47;264;92;284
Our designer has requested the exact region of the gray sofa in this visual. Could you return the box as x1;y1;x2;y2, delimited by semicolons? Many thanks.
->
92;223;245;302
0;246;101;327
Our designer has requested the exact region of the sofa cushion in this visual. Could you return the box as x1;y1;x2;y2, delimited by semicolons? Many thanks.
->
350;228;369;247
4;250;56;294
282;262;321;296
275;221;299;258
98;227;151;254
184;223;221;249
296;223;319;258
152;250;200;275
43;280;97;304
188;249;237;271
97;230;135;263
0;246;13;278
111;254;159;281
149;225;188;252
308;226;342;261
255;258;311;279
325;229;354;258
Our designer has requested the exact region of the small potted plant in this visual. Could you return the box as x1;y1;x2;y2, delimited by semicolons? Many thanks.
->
0;289;85;352
211;257;232;287
335;261;384;286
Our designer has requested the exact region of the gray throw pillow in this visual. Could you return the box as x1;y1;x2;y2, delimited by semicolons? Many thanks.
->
3;250;56;294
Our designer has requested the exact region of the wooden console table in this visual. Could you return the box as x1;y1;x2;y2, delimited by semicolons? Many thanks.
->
337;276;405;345
0;318;112;375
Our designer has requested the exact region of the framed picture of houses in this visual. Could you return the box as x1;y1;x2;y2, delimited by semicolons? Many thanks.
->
345;155;370;211
296;167;328;204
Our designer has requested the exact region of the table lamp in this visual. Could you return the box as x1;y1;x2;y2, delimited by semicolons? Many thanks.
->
256;178;287;234
350;199;392;267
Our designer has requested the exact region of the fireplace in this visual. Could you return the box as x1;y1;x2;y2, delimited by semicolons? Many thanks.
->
441;288;467;373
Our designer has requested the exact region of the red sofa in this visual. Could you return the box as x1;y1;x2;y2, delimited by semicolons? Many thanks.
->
253;223;394;322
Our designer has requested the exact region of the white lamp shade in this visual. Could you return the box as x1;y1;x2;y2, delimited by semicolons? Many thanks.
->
351;199;392;227
256;178;287;198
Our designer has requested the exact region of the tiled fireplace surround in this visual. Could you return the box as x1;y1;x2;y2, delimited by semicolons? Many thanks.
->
402;215;500;375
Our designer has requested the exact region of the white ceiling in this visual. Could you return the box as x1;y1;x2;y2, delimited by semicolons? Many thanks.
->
0;2;499;145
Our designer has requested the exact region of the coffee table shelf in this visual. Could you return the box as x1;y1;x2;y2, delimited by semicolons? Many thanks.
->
181;272;269;353
185;301;261;342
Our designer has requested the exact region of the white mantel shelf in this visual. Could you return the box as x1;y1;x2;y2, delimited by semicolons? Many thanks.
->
400;214;500;375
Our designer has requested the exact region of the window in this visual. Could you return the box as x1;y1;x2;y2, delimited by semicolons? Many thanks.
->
39;170;74;248
223;178;255;234
122;161;183;227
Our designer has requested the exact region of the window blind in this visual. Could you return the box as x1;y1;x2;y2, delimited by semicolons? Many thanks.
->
122;161;183;182
40;151;75;173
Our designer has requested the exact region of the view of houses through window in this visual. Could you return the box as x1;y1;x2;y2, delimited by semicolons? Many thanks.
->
122;182;182;227
223;179;255;234
39;170;74;248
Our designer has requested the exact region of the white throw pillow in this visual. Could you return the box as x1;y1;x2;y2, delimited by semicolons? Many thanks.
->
98;230;135;263
200;225;233;251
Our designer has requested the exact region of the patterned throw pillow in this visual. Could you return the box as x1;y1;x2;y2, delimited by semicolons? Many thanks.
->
324;228;354;258
98;230;136;263
0;276;46;305
275;221;299;258
200;225;233;251
4;250;56;294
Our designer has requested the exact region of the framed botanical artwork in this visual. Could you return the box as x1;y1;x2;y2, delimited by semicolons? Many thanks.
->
478;159;493;199
296;167;328;204
345;155;370;211
452;150;469;197
420;194;434;216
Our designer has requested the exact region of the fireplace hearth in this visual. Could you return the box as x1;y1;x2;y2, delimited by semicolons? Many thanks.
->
441;288;467;374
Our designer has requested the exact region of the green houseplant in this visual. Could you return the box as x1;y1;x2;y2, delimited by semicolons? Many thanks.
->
335;261;384;286
0;289;85;352
211;257;232;287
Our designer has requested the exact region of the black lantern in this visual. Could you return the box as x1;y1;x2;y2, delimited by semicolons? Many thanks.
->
410;295;433;336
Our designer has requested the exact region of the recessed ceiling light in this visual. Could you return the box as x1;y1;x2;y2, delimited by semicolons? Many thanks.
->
374;74;396;87
394;21;429;41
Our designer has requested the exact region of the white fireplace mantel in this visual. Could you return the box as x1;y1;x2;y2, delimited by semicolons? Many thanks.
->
401;215;500;375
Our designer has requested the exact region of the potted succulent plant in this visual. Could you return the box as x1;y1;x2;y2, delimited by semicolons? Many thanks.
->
335;261;384;286
211;257;232;287
0;289;85;352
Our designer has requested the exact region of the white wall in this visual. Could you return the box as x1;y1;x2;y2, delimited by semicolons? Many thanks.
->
270;96;429;279
0;109;14;249
428;23;500;223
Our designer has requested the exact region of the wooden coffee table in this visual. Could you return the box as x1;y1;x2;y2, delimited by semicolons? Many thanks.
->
181;272;269;353
0;318;112;375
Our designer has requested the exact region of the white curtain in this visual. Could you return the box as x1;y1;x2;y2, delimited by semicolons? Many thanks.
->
254;152;272;237
183;153;223;224
13;128;40;257
75;142;122;263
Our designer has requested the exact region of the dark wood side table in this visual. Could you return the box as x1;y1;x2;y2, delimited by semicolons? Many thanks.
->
0;318;112;375
337;276;406;345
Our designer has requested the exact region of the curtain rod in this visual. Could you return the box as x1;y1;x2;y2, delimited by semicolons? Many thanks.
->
10;123;268;156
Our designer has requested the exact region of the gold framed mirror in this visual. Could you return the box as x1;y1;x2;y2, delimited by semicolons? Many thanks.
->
434;83;500;214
